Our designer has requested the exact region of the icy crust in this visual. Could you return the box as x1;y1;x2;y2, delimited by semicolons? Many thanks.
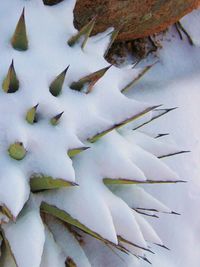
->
0;0;182;266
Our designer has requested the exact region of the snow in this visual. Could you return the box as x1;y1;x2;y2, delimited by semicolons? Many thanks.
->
0;0;199;266
40;227;66;267
0;0;152;220
46;216;91;267
180;10;200;46
2;210;45;267
125;12;200;267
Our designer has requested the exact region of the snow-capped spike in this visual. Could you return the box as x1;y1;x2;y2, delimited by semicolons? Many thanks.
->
30;175;77;192
140;256;152;265
26;104;39;124
171;211;181;216
41;202;125;253
68;16;96;49
103;178;185;185
49;66;69;97
43;0;64;5
88;105;159;143
118;235;154;254
8;142;26;161
135;209;159;218
155;133;170;139
2;60;19;93
104;28;120;57
133;107;178;130
70;65;111;92
158;150;190;159
11;8;28;51
155;243;170;251
68;147;90;158
41;202;105;241
50;111;64;126
121;63;157;93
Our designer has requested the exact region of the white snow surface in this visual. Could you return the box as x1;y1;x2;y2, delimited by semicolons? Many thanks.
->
2;210;45;267
123;10;200;267
0;0;199;267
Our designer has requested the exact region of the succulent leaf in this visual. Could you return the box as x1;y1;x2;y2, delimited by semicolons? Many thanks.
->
70;65;111;92
8;142;26;161
68;17;96;49
11;8;28;51
104;29;120;57
121;64;155;93
43;0;64;6
88;105;159;143
103;178;184;185
40;202;129;254
65;257;77;267
158;150;190;159
2;60;19;93
30;176;77;192
50;112;64;126
133;107;178;130
26;104;39;124
49;66;69;96
0;205;14;222
0;238;17;267
67;147;90;158
41;202;102;240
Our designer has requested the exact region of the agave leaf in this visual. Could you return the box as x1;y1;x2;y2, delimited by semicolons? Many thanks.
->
0;205;15;221
134;209;159;218
135;207;180;216
103;178;185;185
155;133;169;139
121;64;155;93
139;256;152;265
67;147;90;158
68;17;96;49
176;21;194;46
118;235;154;254
104;29;120;57
2;60;19;93
133;107;177;130
88;105;159;143
43;0;64;5
26;104;39;124
65;257;77;267
30;175;77;192
8;142;26;161
11;8;28;51
0;234;18;267
44;215;91;267
50;112;64;126
40;202;128;254
70;65;111;92
49;66;69;96
41;202;103;240
158;150;190;159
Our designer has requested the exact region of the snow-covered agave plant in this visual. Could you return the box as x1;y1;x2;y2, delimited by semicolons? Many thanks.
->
0;0;187;266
